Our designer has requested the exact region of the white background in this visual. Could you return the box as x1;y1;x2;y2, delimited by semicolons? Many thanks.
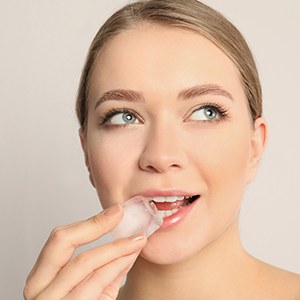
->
0;1;299;299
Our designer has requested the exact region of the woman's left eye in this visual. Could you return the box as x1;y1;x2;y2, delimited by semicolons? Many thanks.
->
189;105;228;122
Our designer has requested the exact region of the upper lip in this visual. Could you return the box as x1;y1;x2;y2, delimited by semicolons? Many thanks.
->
135;189;199;198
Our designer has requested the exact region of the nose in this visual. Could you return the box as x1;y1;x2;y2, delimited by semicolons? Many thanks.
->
139;124;188;173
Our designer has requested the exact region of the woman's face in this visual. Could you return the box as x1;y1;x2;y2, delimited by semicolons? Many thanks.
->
81;23;266;264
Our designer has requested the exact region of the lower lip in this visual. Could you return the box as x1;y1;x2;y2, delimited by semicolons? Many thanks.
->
157;199;199;231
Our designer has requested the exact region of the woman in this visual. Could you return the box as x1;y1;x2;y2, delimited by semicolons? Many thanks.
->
24;0;300;299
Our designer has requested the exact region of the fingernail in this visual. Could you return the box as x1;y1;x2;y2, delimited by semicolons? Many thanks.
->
104;204;121;216
129;232;145;242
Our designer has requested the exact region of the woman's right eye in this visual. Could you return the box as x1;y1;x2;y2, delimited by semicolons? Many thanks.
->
99;109;141;127
110;112;138;125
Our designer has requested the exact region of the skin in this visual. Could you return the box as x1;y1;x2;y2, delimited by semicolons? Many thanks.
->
83;23;300;299
24;23;300;300
85;23;264;267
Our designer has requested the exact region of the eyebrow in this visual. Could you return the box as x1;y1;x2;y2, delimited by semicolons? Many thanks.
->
95;89;145;110
178;84;234;101
94;84;233;110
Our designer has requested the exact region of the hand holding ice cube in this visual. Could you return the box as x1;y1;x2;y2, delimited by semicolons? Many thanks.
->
24;204;147;300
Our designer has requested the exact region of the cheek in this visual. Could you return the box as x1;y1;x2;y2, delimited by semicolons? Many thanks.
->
190;124;252;203
86;132;140;207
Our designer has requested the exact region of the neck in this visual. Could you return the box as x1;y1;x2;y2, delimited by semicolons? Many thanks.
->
119;219;259;300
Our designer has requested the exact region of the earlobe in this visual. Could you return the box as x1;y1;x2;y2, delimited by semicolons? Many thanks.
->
247;117;268;183
79;128;95;187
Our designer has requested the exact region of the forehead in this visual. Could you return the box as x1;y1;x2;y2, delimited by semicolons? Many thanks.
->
89;23;244;101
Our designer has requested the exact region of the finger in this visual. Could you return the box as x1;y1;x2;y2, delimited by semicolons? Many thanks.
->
100;272;127;300
64;252;140;300
99;253;138;300
24;205;123;300
38;234;146;299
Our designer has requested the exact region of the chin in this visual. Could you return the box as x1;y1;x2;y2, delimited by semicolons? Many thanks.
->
140;240;190;265
138;216;241;266
138;228;206;265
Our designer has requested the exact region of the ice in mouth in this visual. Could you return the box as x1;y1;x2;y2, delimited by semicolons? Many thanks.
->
111;196;163;239
150;195;200;219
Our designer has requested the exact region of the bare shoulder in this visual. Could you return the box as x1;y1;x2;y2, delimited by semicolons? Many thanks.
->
254;259;300;299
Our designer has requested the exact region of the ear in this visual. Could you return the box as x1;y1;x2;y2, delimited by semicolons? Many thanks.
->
79;128;95;187
246;117;268;183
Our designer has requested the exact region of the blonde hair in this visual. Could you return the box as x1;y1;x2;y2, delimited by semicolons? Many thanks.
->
76;0;262;132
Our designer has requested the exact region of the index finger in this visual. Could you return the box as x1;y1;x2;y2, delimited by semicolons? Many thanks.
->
25;205;122;298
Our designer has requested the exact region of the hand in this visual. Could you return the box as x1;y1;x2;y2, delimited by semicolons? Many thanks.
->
24;204;147;300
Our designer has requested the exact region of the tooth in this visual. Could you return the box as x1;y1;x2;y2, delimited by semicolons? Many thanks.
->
149;196;188;203
171;208;178;214
165;196;178;202
157;210;166;219
165;210;173;217
151;196;166;203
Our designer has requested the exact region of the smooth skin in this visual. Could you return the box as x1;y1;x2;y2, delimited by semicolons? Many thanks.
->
24;205;147;299
25;23;300;299
84;23;300;299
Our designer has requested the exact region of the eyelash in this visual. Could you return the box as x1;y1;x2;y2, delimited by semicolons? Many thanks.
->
190;102;229;122
98;107;141;128
97;102;230;128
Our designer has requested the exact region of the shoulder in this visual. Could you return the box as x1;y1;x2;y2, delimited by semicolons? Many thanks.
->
255;260;300;299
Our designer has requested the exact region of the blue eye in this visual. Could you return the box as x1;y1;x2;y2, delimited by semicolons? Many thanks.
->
189;104;229;122
190;107;218;121
110;112;138;124
99;108;140;127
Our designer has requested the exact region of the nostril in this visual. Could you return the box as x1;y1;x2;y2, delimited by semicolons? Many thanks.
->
140;159;182;173
138;142;188;173
143;165;157;173
170;163;181;168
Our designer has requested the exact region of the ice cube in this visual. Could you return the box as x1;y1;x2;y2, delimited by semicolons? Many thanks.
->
111;196;163;239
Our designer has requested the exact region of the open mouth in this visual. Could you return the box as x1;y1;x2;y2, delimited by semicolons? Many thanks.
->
149;195;200;219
